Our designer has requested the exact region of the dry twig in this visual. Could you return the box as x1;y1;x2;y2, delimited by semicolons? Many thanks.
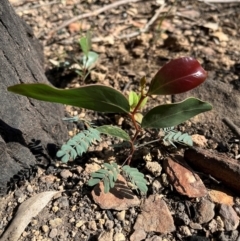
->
117;3;166;39
48;0;142;39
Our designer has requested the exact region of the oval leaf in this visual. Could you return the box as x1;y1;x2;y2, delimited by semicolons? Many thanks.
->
141;97;212;128
147;57;207;95
83;51;99;69
96;125;131;141
8;84;130;113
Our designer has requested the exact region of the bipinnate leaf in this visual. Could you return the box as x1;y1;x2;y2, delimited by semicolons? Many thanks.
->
87;163;120;193
122;165;148;194
147;57;207;95
8;84;130;113
96;125;131;141
141;97;212;128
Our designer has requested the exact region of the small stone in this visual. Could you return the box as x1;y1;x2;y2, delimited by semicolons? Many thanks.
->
133;195;175;234
98;229;114;241
92;175;140;211
195;199;215;224
42;225;49;233
209;219;218;233
27;184;34;193
189;221;202;230
145;161;162;177
52;206;59;212
105;220;114;230
179;225;192;236
209;189;234;205
192;134;208;147
113;232;126;241
116;210;126;221
88;221;97;231
49;228;58;238
60;169;72;179
49;218;62;228
76;220;86;228
85;163;101;174
219;204;239;231
145;235;162;241
130;229;147;241
163;157;207;198
152;179;163;193
216;216;225;231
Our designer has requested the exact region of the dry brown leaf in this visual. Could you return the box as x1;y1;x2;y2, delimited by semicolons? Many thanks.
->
0;191;59;241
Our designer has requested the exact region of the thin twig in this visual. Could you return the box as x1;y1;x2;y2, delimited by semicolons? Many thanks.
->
48;0;142;38
117;3;166;39
223;117;240;138
199;0;240;2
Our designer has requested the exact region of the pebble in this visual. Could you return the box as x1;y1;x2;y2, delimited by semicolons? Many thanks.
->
105;220;114;230
27;184;34;193
179;225;192;236
219;204;239;231
49;228;58;238
116;210;126;221
88;220;97;231
49;218;62;228
60;169;72;179
76;220;86;228
42;225;49;233
98;229;114;241
195;199;215;224
145;161;162;177
113;232;126;241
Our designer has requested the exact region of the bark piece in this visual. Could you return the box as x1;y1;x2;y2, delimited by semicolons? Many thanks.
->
163;156;207;198
184;147;240;195
0;0;68;194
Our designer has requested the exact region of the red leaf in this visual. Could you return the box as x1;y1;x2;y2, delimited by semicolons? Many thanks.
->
147;57;207;95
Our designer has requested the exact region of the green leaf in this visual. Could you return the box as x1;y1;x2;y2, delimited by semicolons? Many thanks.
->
88;178;101;186
139;96;148;109
96;125;131;141
129;91;139;108
83;51;99;70
91;172;106;179
103;178;110;193
141;97;212;128
8;84;130;113
79;32;91;56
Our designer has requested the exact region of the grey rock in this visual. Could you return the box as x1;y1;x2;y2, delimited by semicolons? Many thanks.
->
219;204;239;231
195;199;215;224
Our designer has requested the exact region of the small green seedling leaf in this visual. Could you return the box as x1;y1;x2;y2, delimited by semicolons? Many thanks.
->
88;178;101;186
141;97;212;128
8;84;130;113
83;51;99;70
129;91;139;109
79;32;92;56
96;125;131;141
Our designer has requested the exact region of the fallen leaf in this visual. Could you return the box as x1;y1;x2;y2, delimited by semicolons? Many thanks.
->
0;191;59;241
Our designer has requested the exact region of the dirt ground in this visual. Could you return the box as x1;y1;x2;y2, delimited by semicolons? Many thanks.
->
1;0;240;240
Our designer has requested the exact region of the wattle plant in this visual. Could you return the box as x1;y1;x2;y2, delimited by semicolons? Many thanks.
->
7;57;212;193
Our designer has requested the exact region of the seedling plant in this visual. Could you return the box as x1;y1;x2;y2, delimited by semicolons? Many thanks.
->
8;57;212;194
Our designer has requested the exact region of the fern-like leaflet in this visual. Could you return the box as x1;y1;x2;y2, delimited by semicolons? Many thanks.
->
88;163;119;193
162;127;193;148
122;165;147;194
57;127;101;163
